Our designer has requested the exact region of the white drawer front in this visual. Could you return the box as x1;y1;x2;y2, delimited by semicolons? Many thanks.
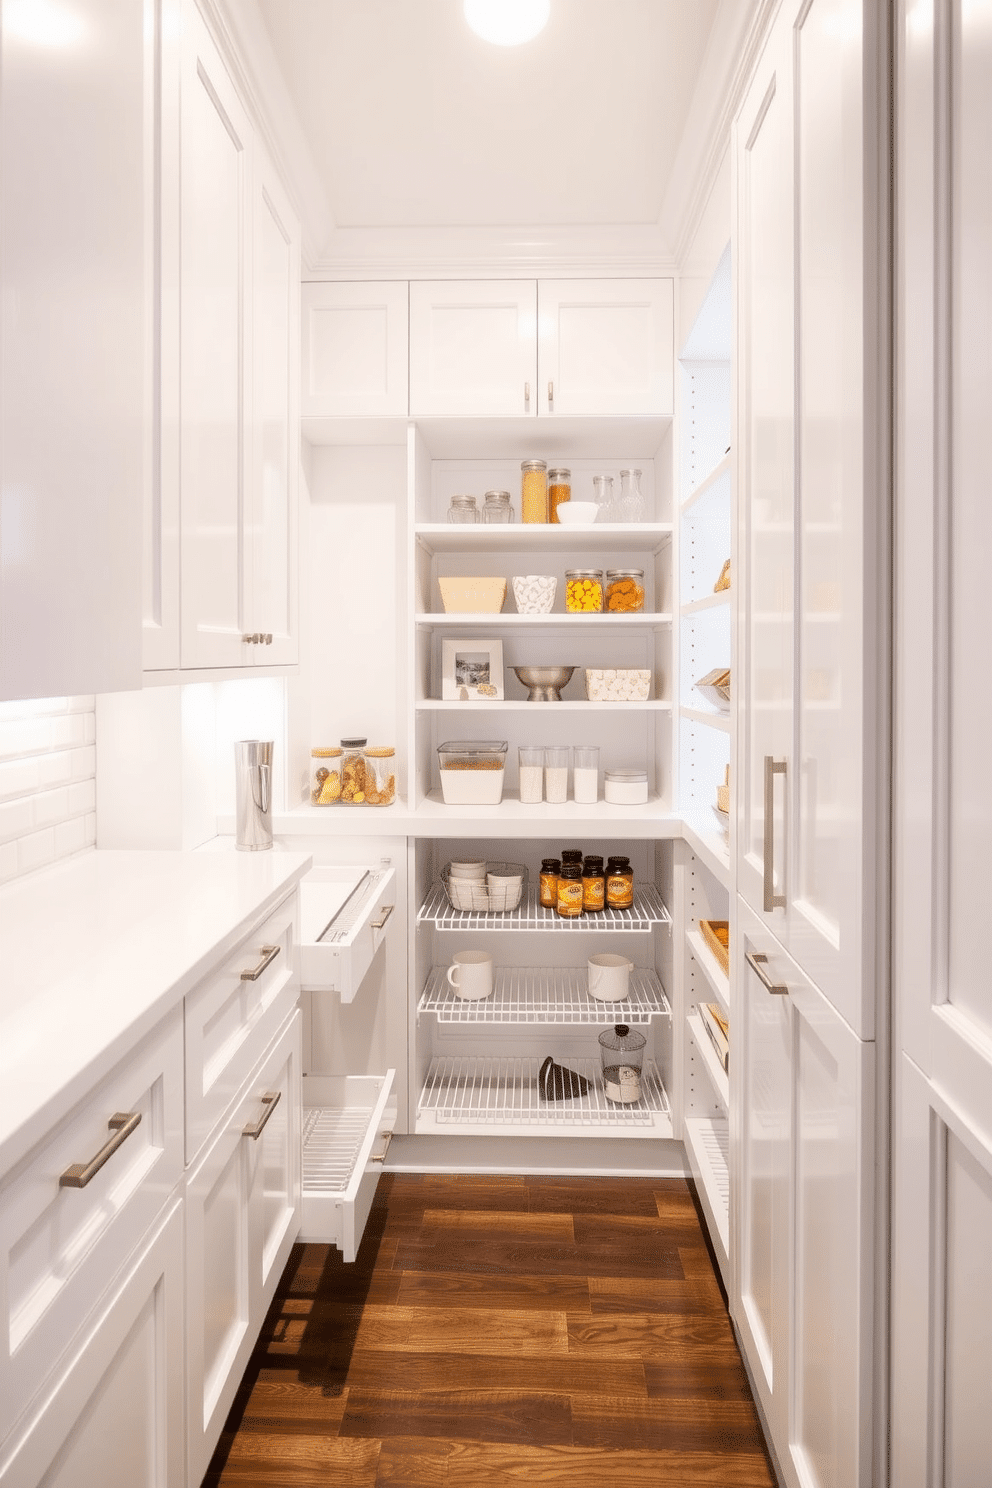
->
298;866;397;1002
299;1071;396;1260
0;1008;183;1444
185;896;299;1161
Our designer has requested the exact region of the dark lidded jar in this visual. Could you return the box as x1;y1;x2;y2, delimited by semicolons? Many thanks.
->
582;855;605;913
556;862;584;918
539;858;561;909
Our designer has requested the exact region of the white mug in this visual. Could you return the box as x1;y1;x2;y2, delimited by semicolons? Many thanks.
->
587;953;634;1002
447;949;494;1000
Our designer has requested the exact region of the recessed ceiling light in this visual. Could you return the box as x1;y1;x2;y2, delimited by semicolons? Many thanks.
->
463;0;550;47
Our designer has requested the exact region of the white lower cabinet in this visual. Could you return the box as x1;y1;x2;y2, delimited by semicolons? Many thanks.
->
0;1200;185;1488
733;897;874;1488
185;1009;301;1487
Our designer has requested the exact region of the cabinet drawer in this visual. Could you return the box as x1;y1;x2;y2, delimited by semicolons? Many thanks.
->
299;1072;396;1261
185;895;298;1161
298;865;397;1002
0;1007;183;1444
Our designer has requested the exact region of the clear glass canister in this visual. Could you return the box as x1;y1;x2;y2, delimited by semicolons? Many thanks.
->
447;494;480;523
605;568;645;613
362;746;396;806
599;1023;646;1103
482;489;515;523
592;473;615;521
339;736;368;803
311;747;342;805
617;468;645;522
565;569;604;612
548;467;572;524
521;460;549;523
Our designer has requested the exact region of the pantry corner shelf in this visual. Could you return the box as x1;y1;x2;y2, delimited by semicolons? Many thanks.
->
680;706;731;732
681;592;730;616
416;612;674;629
686;928;731;1010
418;966;671;1025
680;452;731;514
415;524;674;557
417;882;671;932
687;1011;730;1107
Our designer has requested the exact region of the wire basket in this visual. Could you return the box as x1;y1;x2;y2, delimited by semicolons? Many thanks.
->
442;862;528;914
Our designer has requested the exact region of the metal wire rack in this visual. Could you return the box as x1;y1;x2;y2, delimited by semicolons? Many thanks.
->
418;965;671;1025
302;1104;372;1192
417;882;671;932
417;1056;670;1129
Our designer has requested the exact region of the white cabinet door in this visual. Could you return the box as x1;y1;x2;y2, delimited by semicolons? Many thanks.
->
0;0;148;701
0;1201;184;1488
538;279;674;416
251;153;300;666
302;281;409;417
733;900;874;1488
179;0;254;669
409;280;537;417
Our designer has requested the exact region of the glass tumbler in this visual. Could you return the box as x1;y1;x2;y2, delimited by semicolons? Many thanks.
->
572;745;600;804
544;746;570;804
518;745;545;804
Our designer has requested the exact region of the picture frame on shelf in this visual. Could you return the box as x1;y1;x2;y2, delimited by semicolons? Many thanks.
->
441;637;505;701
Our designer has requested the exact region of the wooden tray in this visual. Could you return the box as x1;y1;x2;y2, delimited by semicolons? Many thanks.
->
698;918;729;976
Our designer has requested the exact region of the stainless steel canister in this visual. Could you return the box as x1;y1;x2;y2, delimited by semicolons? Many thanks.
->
234;739;273;850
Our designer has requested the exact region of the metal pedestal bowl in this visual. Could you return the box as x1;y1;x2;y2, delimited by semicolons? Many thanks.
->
512;665;576;702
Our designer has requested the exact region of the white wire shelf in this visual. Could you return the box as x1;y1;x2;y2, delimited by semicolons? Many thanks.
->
417;882;672;931
684;1116;730;1262
417;1056;671;1130
418;966;671;1025
302;1104;372;1192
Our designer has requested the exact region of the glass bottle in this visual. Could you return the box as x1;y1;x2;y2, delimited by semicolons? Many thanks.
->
617;468;645;523
547;467;572;524
556;861;584;918
582;855;605;913
592;473;615;522
539;858;561;909
605;855;634;909
482;489;515;523
447;493;480;524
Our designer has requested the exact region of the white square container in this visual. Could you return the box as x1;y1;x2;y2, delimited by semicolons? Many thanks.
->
437;741;507;804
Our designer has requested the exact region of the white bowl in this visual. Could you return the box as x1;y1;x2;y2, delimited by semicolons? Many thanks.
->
449;860;487;879
555;501;599;525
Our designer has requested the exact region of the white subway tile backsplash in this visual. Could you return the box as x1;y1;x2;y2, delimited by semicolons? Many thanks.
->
0;696;96;884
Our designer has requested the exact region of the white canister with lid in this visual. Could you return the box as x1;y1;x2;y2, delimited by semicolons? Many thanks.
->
604;768;648;805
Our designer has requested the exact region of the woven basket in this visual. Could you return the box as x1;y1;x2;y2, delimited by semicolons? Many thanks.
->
699;918;730;976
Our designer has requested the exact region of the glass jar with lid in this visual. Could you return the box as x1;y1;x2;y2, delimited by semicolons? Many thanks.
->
617;468;645;523
548;467;572;524
565;569;604;613
447;494;480;524
362;746;396;806
311;747;342;805
482;489;515;523
521;460;549;523
340;736;368;803
605;569;645;613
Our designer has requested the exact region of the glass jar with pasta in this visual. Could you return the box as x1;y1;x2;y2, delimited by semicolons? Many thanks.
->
521;460;548;523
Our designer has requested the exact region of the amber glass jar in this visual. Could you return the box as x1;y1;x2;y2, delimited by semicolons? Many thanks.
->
548;467;572;524
556;862;584;918
539;858;561;909
606;855;634;909
582;855;605;913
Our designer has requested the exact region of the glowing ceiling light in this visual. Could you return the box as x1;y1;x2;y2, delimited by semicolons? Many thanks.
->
4;0;86;47
463;0;550;47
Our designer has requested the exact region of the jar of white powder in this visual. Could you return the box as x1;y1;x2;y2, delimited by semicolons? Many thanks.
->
544;746;570;804
518;745;544;804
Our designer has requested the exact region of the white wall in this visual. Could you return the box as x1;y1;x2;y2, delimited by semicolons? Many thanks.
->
0;696;97;883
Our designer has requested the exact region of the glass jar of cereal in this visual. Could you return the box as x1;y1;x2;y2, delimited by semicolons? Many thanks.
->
339;736;368;804
565;569;604;613
311;747;342;805
521;460;549;523
362;746;396;806
605;568;645;613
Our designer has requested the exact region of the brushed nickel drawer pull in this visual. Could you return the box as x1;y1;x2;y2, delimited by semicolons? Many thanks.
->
524;380;531;409
548;379;554;410
242;633;259;644
371;904;394;931
762;755;788;911
243;1091;281;1140
371;1131;393;1164
60;1112;142;1189
746;951;790;996
240;944;280;981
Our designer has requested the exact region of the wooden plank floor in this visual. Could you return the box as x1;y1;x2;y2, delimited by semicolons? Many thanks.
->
202;1174;777;1487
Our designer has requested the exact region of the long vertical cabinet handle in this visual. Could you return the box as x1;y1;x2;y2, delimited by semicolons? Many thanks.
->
524;381;531;410
762;755;788;911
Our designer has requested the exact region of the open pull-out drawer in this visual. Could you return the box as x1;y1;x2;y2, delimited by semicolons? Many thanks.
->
299;1071;396;1261
298;865;397;1002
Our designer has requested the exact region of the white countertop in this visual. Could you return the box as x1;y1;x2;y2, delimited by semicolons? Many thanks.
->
0;848;311;1177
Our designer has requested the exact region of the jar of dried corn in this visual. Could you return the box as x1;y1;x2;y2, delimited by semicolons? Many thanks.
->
521;460;548;523
311;747;343;805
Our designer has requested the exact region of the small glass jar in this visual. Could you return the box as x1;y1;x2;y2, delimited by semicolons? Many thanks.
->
539;858;561;909
482;489;515;523
447;494;480;524
311;747;342;805
556;861;584;918
606;856;635;909
605;569;645;613
582;855;605;913
604;768;648;805
548;467;572;524
521;460;549;523
561;848;583;868
565;569;604;613
617;468;645;523
599;1022;646;1103
592;473;616;521
340;736;368;804
362;746;396;806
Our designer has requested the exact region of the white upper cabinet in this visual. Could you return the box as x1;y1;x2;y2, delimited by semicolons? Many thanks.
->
178;1;299;671
0;0;149;701
538;279;674;416
302;281;409;417
410;280;537;417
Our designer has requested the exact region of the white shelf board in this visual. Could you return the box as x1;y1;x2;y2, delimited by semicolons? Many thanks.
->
681;815;731;883
413;794;682;837
419;965;671;1025
683;1116;729;1278
418;612;673;628
413;415;673;461
680;706;731;733
681;451;731;514
686;929;730;1012
681;592;731;616
416;524;673;556
687;1011;730;1107
418;699;673;713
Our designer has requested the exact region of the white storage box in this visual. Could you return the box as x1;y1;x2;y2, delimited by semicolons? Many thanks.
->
437;740;507;804
585;668;652;702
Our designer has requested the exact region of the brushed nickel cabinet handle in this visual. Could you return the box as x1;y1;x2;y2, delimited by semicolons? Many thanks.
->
746;951;790;996
60;1112;142;1188
242;633;260;644
263;633;272;645
371;1131;393;1164
548;379;554;410
240;944;280;981
243;1091;280;1140
524;380;531;409
371;904;394;931
763;755;788;911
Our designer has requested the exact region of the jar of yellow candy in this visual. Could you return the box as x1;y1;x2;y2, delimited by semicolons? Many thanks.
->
564;569;604;613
